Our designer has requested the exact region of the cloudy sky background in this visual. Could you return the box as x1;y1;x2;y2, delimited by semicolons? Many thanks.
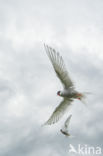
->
0;0;103;155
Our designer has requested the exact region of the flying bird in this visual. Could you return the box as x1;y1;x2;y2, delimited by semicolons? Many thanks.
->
44;44;86;125
60;114;72;136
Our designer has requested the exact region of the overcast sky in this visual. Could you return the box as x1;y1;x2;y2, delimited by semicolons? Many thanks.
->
0;0;103;156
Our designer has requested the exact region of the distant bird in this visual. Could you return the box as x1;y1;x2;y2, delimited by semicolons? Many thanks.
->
60;114;72;136
44;44;86;125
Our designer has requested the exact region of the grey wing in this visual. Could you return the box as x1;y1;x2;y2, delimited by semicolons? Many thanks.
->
64;114;72;129
44;98;72;125
44;44;74;89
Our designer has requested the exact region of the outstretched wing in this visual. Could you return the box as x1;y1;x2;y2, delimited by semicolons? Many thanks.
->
64;114;72;129
44;98;72;125
44;44;74;89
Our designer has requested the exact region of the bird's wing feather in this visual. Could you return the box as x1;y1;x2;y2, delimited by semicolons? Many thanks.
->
44;98;72;125
64;114;72;129
44;44;74;89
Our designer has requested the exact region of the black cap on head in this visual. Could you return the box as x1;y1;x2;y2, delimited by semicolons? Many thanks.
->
57;91;60;96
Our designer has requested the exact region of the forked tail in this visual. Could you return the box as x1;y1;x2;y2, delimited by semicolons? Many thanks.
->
80;92;92;106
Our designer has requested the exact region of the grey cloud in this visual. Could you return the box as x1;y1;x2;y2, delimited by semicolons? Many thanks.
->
0;0;103;156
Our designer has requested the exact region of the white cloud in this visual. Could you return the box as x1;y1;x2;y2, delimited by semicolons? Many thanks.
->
0;0;103;156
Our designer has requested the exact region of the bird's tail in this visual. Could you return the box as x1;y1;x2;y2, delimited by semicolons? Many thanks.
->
80;92;92;106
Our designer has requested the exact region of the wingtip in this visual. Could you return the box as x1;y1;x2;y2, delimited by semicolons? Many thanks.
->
44;43;47;49
42;122;48;126
43;119;52;126
43;118;57;126
44;43;46;47
43;122;52;126
44;43;49;49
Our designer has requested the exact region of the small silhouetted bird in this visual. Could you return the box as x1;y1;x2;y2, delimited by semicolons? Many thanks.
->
60;114;72;136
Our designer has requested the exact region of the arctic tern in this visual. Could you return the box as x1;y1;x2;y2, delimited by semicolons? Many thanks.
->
44;44;86;125
60;114;72;136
